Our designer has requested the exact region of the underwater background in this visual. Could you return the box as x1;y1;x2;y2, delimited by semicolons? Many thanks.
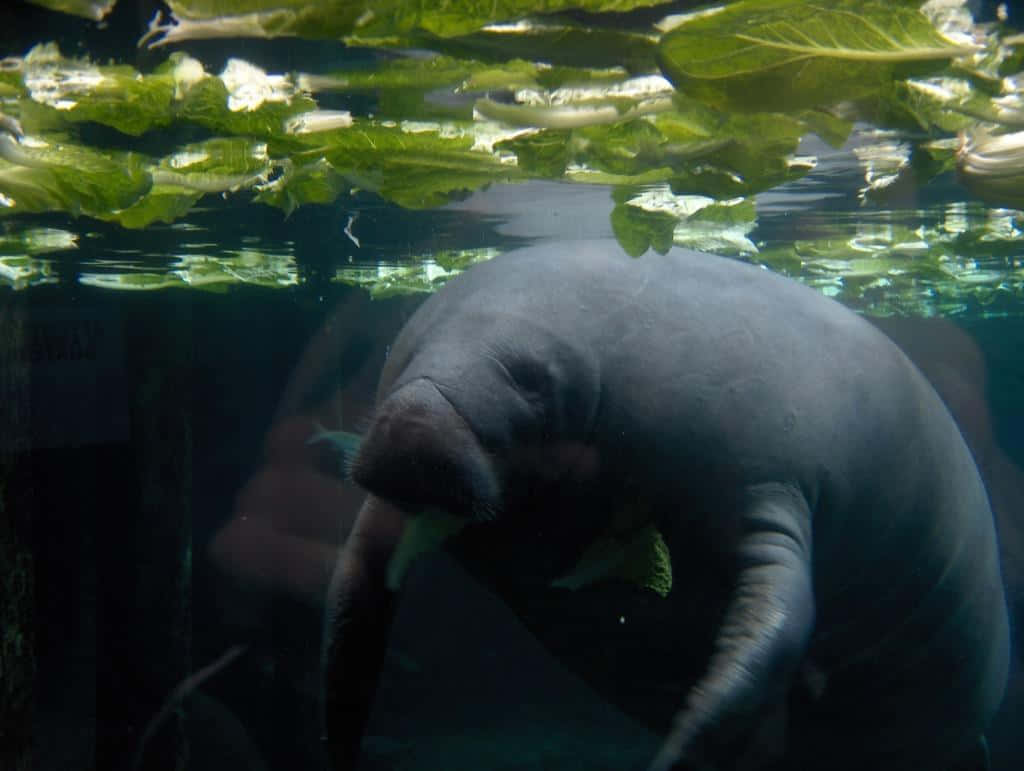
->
2;1;1024;770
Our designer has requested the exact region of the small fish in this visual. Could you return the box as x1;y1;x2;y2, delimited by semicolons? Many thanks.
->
307;421;363;480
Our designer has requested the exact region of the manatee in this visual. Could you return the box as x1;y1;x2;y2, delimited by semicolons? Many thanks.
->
322;239;1010;771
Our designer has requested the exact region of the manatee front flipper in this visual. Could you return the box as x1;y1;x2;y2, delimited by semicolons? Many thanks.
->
650;483;814;771
323;494;404;770
949;737;991;771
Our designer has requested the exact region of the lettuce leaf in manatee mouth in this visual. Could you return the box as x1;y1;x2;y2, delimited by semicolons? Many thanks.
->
383;499;674;598
386;508;469;591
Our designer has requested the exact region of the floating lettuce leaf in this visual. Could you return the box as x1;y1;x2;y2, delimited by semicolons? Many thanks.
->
956;129;1024;209
0;134;152;218
314;120;524;208
104;138;271;228
496;128;571;176
552;523;672;597
658;0;981;113
491;94;819;198
16;43;175;137
660;109;816;198
108;185;204;229
152;137;272;189
416;21;659;73
25;0;115;21
300;56;548;121
144;1;368;46
611;201;675;256
146;0;668;48
796;109;855;148
255;158;346;214
610;185;758;257
610;185;676;256
303;55;544;95
176;60;318;138
866;77;982;134
10;46;318;139
474;95;668;129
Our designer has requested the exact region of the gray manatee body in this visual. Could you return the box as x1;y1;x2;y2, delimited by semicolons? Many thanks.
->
324;239;1010;771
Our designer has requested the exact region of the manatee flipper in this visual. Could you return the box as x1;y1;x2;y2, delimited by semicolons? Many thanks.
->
322;495;404;770
649;483;814;771
948;737;991;771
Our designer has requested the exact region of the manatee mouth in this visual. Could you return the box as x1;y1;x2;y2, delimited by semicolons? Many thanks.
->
350;377;502;522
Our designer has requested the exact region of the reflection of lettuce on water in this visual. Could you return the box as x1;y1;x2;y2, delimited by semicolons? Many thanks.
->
0;254;56;290
335;248;500;297
79;250;299;291
657;0;981;113
754;206;1024;316
0;226;73;290
0;226;76;256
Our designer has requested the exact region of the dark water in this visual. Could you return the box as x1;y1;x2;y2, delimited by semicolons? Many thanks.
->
2;3;1024;771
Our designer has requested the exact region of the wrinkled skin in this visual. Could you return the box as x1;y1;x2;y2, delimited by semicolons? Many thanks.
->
323;240;1010;771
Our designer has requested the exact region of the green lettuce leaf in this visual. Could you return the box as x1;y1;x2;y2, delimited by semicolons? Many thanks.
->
24;0;114;21
18;43;175;137
146;0;667;48
386;509;468;591
658;0;980;112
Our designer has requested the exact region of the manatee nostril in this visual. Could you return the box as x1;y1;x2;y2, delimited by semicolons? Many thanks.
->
782;411;797;433
353;377;502;517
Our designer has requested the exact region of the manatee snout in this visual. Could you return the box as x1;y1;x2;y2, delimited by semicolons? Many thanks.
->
351;377;500;518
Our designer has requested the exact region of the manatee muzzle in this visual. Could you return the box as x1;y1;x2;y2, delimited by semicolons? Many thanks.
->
351;377;501;520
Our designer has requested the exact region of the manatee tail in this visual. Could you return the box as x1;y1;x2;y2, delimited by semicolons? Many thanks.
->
948;737;992;771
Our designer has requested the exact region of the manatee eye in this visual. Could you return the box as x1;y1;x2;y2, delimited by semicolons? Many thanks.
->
506;359;548;397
